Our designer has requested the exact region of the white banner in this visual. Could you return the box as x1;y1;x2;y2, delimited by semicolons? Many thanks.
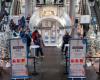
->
10;38;28;77
69;39;86;77
80;15;91;24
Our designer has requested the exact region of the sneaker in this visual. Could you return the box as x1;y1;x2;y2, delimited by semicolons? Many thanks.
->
41;56;44;58
37;56;40;59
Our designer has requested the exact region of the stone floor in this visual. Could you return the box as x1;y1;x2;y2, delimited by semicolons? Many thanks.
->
29;47;66;80
86;66;99;80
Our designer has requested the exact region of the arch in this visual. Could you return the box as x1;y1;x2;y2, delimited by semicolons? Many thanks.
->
29;10;71;31
35;16;66;27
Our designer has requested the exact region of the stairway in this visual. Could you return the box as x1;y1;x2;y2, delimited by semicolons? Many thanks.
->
94;2;100;30
90;6;96;17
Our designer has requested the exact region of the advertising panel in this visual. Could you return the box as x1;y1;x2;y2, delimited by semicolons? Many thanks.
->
69;39;86;77
80;15;91;24
10;38;28;77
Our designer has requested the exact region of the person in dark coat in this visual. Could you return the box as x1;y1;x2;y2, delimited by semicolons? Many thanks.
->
9;19;16;31
61;31;71;74
61;31;71;53
20;16;26;29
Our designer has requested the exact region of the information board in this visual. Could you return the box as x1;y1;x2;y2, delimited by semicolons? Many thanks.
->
69;39;86;77
10;38;28;78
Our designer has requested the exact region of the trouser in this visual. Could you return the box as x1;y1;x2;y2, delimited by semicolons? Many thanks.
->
36;47;43;57
61;42;65;52
65;47;68;54
27;46;30;54
61;43;68;53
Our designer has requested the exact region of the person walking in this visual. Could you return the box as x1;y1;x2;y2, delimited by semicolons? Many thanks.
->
24;30;31;54
33;31;44;58
61;31;71;74
32;30;38;42
9;19;16;31
61;31;71;54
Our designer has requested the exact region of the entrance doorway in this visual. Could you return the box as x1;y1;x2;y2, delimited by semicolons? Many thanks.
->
29;14;71;46
37;19;66;46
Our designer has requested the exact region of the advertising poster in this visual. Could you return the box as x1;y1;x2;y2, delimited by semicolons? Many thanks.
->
69;39;86;77
10;38;28;77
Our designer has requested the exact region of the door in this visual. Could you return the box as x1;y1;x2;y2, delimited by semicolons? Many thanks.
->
41;20;65;46
43;28;57;46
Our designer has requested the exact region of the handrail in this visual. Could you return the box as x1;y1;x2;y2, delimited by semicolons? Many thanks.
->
94;2;100;31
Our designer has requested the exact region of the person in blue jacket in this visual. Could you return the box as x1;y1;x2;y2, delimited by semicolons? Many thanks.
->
24;30;31;54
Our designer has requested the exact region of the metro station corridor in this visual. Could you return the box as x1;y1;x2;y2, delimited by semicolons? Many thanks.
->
0;0;100;80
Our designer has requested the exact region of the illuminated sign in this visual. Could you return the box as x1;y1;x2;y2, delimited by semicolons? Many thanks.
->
40;7;57;17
